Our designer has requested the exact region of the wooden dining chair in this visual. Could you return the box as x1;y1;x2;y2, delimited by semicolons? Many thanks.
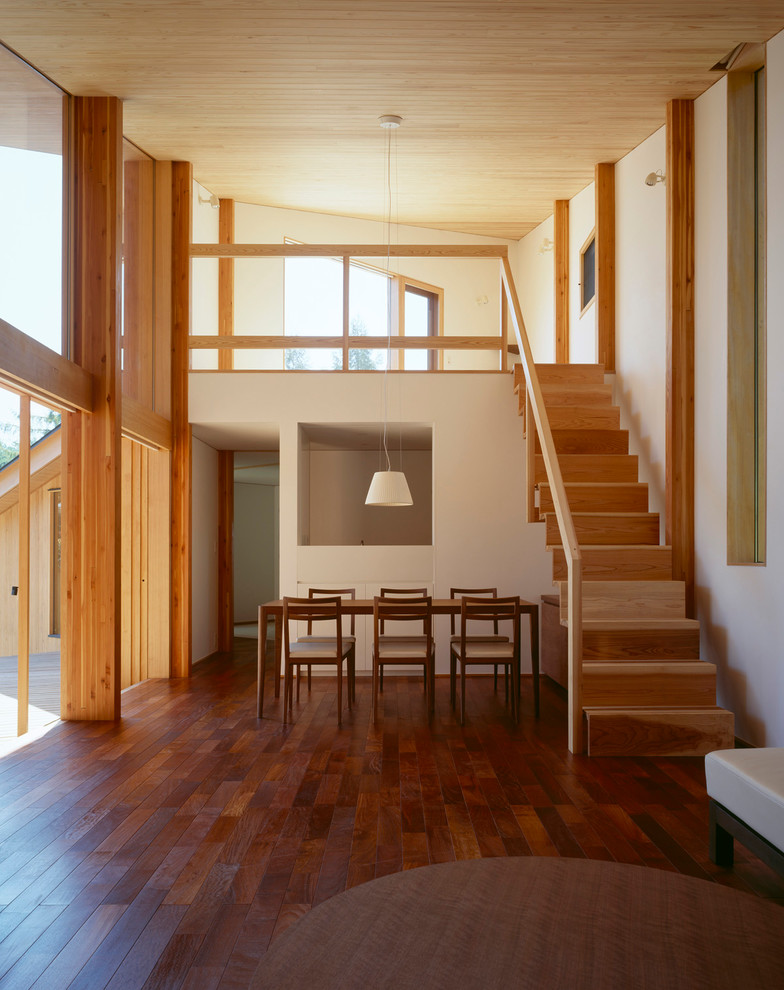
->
378;587;430;692
449;586;510;697
372;595;435;722
451;596;520;726
298;587;357;702
283;596;355;726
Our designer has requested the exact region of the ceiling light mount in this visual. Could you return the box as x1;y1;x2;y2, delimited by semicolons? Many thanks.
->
378;114;403;129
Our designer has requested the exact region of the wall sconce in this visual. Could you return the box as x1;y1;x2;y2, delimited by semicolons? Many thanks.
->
538;238;553;255
198;191;220;208
644;170;666;187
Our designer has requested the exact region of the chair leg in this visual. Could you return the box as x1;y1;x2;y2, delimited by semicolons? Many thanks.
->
307;664;312;692
349;646;356;703
427;658;435;715
296;664;301;702
372;660;379;722
493;664;498;692
460;662;467;726
450;650;456;708
337;662;342;727
380;666;384;692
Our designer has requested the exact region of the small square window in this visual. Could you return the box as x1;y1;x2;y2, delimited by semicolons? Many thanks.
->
580;232;596;314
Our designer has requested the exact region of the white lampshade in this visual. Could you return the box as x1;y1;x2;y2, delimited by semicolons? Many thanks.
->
365;470;413;506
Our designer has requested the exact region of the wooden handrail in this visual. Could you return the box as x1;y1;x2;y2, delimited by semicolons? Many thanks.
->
500;257;583;754
191;243;508;258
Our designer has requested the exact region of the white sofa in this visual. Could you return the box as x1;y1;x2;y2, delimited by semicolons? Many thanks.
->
705;747;784;875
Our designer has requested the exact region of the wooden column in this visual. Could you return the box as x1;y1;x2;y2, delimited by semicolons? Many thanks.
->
595;163;616;372
666;99;695;616
218;198;234;371
554;200;569;363
218;451;234;652
62;96;123;720
171;161;193;678
17;396;30;735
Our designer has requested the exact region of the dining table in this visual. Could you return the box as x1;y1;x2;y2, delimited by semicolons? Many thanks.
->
256;597;539;719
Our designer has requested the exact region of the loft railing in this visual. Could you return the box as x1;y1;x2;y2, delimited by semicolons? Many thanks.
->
189;242;584;751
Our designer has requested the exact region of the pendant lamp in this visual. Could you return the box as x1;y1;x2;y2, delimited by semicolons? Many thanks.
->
365;114;413;507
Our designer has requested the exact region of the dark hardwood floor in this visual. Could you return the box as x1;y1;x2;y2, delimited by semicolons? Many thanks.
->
0;637;781;989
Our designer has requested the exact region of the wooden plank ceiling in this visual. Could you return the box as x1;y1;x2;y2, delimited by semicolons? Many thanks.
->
1;1;783;239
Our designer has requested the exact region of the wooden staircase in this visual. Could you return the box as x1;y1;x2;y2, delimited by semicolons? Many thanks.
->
515;362;734;757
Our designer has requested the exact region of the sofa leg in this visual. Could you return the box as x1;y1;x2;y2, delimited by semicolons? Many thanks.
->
709;800;734;867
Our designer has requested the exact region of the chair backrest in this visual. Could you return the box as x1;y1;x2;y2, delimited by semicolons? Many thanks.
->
373;595;432;653
307;587;356;636
459;596;520;652
283;596;343;656
378;587;429;634
449;586;499;635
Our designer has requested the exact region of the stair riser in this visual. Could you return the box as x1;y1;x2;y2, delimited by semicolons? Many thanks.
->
535;430;629;455
551;547;672;581
585;708;735;757
582;629;700;660
535;455;639;484
544;406;621;431
558;581;686;620
582;663;716;707
514;363;605;389
539;484;649;515
546;514;659;546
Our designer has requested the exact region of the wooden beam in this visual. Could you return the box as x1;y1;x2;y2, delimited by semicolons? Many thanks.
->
218;451;234;653
666;99;695;615
62;96;123;720
171;161;193;678
595;163;616;372
154;161;173;419
554;200;569;363
122;394;172;450
122;157;155;405
218;198;235;371
191;243;508;258
17;396;30;736
188;335;505;351
0;316;93;413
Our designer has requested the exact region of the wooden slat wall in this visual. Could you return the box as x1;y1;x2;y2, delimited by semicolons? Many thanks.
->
665;99;695;616
62;96;123;721
554;199;569;363
171;161;193;678
218;199;235;371
595;163;616;372
218;451;234;652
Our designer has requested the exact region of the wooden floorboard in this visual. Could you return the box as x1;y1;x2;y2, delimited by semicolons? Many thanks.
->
0;636;780;989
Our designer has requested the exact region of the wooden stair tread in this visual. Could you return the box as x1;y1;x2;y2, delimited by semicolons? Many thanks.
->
584;706;735;757
557;580;686;620
545;512;660;546
578;618;700;630
514;363;604;388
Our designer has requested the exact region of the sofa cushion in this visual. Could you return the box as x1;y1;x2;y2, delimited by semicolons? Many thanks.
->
705;748;784;853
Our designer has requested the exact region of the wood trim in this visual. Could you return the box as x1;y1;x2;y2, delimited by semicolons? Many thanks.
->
0;316;93;413
595;164;616;372
122;156;155;405
554;200;569;363
218;198;235;371
171;161;193;678
191;243;508;259
153;161;173;418
218;451;234;653
17;396;30;736
188;335;504;351
122;393;172;450
666;100;695;615
342;255;350;371
62;96;123;721
525;389;536;523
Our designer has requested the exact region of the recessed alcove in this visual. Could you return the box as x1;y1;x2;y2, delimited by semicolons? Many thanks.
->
298;423;433;547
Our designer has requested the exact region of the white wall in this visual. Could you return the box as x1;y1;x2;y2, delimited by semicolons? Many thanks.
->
514;215;555;362
614;126;668;532
693;30;784;747
234;481;278;620
192;436;219;661
190;372;552;675
191;182;219;370
568;183;597;363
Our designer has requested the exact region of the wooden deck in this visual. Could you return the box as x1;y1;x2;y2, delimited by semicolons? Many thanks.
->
0;651;60;738
0;637;780;988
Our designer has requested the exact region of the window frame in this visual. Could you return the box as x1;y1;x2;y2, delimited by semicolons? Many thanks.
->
579;229;596;316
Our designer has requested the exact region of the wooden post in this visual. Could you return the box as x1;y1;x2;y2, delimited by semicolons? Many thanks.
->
218;450;234;652
666;100;695;616
17;396;30;735
595;163;616;372
171;161;193;678
554;200;569;363
62;96;123;720
218;198;234;371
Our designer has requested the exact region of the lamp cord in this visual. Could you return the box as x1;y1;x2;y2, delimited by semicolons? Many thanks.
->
381;124;393;472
